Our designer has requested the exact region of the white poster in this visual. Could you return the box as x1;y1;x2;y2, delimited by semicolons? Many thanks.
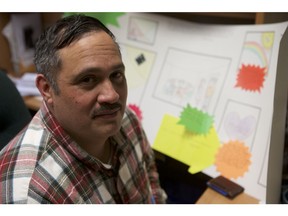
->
107;13;288;203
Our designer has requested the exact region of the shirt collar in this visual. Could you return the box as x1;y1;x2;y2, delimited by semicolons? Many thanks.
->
39;102;105;170
38;101;128;171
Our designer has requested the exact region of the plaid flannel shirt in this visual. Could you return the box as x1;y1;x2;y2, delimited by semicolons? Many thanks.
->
0;102;167;204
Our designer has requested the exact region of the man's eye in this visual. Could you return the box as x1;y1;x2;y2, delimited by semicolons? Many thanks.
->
81;76;96;83
111;72;125;82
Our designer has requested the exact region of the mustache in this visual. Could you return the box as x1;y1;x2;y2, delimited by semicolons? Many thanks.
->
91;103;123;118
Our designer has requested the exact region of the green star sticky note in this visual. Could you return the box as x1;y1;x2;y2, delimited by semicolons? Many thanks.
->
63;12;125;27
178;104;214;135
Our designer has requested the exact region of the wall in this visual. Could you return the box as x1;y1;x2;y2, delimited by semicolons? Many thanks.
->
0;13;62;75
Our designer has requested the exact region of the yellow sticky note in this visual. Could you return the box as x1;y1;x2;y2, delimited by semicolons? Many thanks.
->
152;114;221;173
187;126;221;174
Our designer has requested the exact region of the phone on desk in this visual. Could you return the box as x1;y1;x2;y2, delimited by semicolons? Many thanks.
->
207;175;244;199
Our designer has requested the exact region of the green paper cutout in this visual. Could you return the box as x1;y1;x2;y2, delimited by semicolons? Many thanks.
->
63;12;125;27
178;104;214;135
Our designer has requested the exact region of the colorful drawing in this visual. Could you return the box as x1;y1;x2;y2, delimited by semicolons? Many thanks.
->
120;44;156;89
202;77;218;111
224;111;256;141
235;32;274;92
153;48;230;111
217;100;260;150
215;140;251;179
243;41;269;71
262;32;275;49
162;78;194;105
128;17;158;44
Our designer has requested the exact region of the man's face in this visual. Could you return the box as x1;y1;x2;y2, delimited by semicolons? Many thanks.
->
48;31;127;144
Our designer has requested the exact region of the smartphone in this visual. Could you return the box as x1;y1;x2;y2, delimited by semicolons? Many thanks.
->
207;175;244;199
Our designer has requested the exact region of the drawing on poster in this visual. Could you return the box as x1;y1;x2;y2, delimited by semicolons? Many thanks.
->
153;48;231;112
235;32;275;92
120;43;156;96
218;100;260;151
224;111;256;141
128;16;158;45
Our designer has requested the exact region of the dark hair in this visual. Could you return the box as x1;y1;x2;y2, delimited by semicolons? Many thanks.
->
34;14;118;94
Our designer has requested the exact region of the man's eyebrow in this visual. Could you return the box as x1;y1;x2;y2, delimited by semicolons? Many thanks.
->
72;63;126;79
87;63;125;73
112;63;126;71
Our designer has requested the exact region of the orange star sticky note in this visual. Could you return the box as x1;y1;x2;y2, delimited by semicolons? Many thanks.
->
215;140;251;179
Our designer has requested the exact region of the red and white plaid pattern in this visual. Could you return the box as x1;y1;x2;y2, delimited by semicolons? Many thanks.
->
0;102;167;204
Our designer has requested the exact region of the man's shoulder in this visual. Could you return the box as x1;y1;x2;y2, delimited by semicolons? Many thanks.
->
0;115;68;204
0;120;46;172
0;120;46;203
1;115;46;153
0;113;50;178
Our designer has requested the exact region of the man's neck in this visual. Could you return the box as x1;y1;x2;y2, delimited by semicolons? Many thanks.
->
76;136;112;163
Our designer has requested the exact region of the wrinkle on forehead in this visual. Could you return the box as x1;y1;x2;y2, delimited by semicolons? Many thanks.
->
60;32;120;61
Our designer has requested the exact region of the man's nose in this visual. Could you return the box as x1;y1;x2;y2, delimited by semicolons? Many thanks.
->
97;80;120;103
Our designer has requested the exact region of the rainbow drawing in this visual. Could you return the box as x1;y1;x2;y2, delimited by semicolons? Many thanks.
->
243;41;269;73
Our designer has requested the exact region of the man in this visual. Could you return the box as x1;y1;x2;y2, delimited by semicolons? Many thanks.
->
0;14;167;204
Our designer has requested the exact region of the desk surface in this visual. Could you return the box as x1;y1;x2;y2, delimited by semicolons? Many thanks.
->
196;188;260;204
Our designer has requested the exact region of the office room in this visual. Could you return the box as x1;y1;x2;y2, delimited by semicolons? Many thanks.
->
1;0;288;211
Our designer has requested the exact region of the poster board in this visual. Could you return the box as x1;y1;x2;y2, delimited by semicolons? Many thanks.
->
106;13;288;203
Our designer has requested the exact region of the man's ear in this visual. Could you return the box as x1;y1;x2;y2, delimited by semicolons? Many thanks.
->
36;74;54;105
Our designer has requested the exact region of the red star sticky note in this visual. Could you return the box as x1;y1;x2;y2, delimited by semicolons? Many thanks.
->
235;64;266;92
